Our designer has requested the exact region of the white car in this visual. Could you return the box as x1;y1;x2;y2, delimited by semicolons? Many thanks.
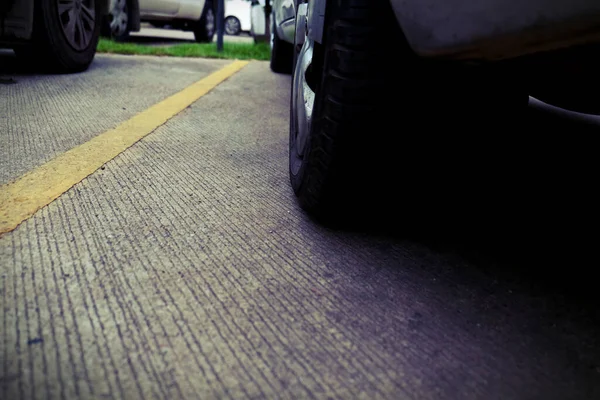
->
106;0;215;42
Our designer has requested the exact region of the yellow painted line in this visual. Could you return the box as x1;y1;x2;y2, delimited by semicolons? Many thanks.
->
0;60;249;236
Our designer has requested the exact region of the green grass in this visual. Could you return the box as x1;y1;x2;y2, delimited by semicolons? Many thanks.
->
97;38;270;61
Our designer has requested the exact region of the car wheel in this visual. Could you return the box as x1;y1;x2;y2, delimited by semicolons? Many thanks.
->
15;0;102;73
289;0;403;215
105;0;130;40
194;2;215;43
224;16;241;35
269;12;293;73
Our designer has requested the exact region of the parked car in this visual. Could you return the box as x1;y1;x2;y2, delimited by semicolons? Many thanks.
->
106;0;215;42
271;0;600;217
224;0;251;36
1;0;110;72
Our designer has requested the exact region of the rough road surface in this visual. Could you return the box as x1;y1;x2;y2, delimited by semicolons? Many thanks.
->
1;53;599;400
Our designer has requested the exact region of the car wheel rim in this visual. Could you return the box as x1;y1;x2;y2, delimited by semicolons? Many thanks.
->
225;18;240;35
57;0;96;51
291;4;313;174
206;9;215;36
109;0;128;37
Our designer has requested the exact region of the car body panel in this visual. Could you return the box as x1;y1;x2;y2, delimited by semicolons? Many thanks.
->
140;0;179;15
389;0;600;59
273;0;600;61
277;17;295;44
272;0;295;42
139;0;206;21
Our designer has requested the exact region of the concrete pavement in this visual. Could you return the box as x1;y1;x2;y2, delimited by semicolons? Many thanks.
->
1;52;600;399
0;52;230;185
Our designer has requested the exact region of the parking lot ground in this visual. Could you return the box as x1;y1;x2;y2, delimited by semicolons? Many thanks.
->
1;51;600;399
0;53;231;185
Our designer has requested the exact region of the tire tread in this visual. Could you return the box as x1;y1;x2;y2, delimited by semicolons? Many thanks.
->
292;0;406;215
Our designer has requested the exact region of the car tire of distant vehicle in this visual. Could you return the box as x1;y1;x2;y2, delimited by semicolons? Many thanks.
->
269;11;293;74
193;2;216;43
224;16;242;35
14;0;102;73
103;0;130;41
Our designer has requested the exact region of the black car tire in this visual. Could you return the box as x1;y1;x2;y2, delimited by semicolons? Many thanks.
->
194;2;216;43
16;0;102;73
289;0;405;216
224;16;241;35
269;12;293;74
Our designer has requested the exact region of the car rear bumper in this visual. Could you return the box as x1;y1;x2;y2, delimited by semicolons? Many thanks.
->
390;0;600;60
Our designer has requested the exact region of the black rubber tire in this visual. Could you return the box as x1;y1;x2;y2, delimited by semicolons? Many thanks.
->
194;2;215;43
224;16;241;36
289;0;405;216
15;0;102;73
269;12;293;74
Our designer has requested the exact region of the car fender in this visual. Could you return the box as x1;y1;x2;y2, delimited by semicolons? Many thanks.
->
273;0;295;43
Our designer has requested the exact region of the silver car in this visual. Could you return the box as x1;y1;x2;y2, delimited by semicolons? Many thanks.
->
270;0;600;217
